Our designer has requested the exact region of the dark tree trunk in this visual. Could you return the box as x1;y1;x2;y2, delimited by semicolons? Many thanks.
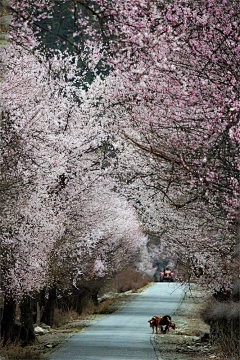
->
19;296;35;346
1;297;17;345
91;288;99;306
41;287;57;327
75;287;91;314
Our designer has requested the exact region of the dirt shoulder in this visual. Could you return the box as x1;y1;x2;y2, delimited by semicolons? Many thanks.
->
151;284;219;360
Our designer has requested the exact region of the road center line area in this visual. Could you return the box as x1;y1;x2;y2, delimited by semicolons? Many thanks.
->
50;283;186;360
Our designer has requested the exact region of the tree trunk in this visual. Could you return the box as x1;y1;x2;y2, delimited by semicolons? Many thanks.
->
41;287;57;327
75;287;91;314
36;302;41;325
19;296;35;346
1;297;17;345
91;288;99;306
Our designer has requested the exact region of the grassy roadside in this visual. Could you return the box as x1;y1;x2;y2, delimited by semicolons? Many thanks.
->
151;285;220;360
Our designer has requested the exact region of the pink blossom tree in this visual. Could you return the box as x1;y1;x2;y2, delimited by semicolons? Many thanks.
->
6;0;239;291
53;181;147;308
81;0;239;292
0;42;148;343
0;43;78;342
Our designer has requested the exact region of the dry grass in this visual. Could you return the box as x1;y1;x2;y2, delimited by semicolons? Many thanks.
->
53;309;80;328
116;268;152;293
94;298;118;314
0;342;42;359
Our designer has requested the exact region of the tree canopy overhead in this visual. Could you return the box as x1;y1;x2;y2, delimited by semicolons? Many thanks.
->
1;0;239;301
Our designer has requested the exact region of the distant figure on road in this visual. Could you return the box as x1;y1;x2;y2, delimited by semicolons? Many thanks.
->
159;267;175;282
164;267;171;277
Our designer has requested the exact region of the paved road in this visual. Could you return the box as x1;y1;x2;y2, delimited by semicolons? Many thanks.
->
50;283;185;360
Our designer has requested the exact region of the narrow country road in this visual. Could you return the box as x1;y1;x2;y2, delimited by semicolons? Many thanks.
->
50;283;185;360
